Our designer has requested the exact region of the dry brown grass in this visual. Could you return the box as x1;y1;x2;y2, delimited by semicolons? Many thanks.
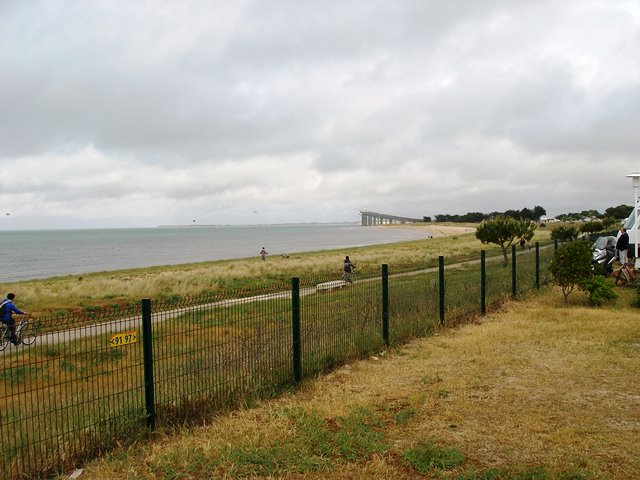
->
74;286;640;479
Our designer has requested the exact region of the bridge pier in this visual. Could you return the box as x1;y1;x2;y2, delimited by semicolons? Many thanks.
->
360;211;424;226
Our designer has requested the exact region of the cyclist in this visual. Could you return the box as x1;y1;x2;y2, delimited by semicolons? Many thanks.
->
343;256;356;283
1;293;28;345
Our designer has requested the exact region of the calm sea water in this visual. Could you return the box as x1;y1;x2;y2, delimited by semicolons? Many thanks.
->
0;224;433;282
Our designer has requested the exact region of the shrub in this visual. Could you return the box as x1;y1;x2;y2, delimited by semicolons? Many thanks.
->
550;225;580;243
549;240;593;302
580;276;617;306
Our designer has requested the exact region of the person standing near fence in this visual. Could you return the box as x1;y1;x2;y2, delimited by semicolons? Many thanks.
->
1;293;28;345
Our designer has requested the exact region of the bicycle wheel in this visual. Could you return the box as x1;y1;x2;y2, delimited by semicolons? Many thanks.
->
614;269;627;286
0;325;9;351
20;323;37;346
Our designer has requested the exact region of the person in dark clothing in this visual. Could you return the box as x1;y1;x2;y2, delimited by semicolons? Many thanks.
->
616;228;630;266
1;293;28;345
343;256;356;283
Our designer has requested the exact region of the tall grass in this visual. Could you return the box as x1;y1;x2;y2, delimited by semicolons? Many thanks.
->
2;227;553;315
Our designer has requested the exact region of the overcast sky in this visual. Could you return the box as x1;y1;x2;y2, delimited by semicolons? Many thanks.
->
1;1;639;230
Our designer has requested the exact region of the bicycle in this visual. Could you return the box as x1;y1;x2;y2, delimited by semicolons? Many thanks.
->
342;267;356;284
613;263;637;287
0;316;37;351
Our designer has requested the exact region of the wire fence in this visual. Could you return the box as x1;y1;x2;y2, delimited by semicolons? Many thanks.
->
0;244;554;479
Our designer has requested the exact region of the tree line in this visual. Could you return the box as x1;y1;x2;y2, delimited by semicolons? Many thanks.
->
555;204;633;222
428;204;633;224
430;206;547;223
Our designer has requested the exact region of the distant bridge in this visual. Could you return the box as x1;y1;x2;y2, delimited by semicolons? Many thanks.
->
360;211;425;226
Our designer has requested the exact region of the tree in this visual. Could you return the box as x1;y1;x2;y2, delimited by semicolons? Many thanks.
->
556;212;581;222
550;225;580;244
503;209;521;220
549;240;593;302
520;207;534;221
532;205;546;221
580;209;600;219
604;204;633;220
475;215;537;266
601;217;617;231
580;221;604;236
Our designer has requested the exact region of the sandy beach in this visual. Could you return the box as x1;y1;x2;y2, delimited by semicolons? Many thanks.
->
376;223;476;238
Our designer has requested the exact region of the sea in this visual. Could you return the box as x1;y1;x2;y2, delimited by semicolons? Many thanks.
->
0;223;434;282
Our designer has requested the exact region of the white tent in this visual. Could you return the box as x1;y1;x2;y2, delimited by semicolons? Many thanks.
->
622;199;640;265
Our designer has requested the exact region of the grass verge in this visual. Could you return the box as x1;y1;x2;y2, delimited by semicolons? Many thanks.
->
70;285;640;479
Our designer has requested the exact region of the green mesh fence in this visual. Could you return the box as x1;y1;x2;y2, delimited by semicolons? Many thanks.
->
149;287;294;427
387;268;440;344
299;267;383;376
1;245;553;479
0;306;146;480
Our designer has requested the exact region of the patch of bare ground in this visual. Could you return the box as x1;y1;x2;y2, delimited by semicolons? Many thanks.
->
75;287;640;479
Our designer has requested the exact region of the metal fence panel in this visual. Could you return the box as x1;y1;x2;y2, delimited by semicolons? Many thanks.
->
1;246;554;479
1;306;146;479
150;288;293;427
299;269;383;376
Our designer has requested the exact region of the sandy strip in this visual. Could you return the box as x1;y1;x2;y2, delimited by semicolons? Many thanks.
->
375;224;475;237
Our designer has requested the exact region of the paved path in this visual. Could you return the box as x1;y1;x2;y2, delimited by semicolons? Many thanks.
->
2;246;552;354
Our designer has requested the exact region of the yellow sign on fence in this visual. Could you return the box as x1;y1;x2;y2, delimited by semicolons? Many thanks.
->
109;330;138;348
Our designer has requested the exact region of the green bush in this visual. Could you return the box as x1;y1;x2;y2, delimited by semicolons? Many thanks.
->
550;225;580;243
580;276;617;306
549;240;593;302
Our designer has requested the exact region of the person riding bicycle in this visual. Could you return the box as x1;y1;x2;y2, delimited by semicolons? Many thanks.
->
343;256;356;283
1;293;28;345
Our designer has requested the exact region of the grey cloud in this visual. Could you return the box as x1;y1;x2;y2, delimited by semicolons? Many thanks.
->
1;0;639;227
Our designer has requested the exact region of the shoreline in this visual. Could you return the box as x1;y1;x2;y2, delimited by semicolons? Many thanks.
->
2;224;456;284
3;224;487;314
374;223;476;237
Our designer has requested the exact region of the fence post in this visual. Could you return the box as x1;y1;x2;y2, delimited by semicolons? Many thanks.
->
438;256;445;325
535;242;540;289
291;277;302;383
141;298;155;430
382;264;389;347
480;250;486;316
511;244;517;298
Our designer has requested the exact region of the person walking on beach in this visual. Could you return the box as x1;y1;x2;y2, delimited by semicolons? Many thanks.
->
259;247;268;261
1;293;28;345
343;255;356;283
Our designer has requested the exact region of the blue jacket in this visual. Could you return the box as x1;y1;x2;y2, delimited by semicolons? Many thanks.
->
1;298;24;324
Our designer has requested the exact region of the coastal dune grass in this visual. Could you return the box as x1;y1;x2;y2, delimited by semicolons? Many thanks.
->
70;286;640;480
1;225;552;315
